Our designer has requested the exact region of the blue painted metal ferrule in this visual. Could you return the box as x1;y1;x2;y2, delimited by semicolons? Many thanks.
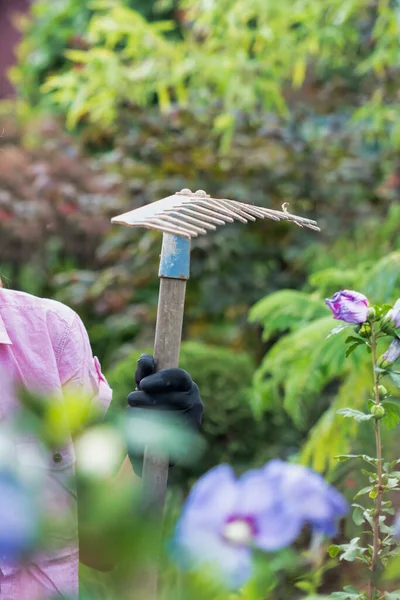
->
159;234;191;280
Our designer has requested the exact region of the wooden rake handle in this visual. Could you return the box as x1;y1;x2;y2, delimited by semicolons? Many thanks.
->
141;233;190;598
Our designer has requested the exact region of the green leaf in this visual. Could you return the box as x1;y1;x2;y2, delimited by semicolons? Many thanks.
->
382;401;400;430
327;324;352;338
346;343;361;358
328;545;341;558
331;586;363;599
335;454;363;462
354;486;374;498
295;581;315;593
352;506;365;526
338;538;367;562
389;371;400;387
345;336;364;345
337;409;374;423
385;592;400;600
384;554;400;581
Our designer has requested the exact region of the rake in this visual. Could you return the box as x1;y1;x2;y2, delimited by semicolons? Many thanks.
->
111;189;319;597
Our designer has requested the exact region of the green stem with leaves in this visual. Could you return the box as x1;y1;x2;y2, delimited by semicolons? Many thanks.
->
369;327;383;600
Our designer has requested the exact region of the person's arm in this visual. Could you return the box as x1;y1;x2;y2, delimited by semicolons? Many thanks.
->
59;316;203;571
57;313;121;570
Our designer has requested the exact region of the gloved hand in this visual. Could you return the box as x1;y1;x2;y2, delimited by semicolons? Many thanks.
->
126;354;203;476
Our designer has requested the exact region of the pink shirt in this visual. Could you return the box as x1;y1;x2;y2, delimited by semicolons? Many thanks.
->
0;288;113;599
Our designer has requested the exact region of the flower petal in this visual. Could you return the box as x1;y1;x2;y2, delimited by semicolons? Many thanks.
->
179;464;238;530
263;460;347;537
236;468;275;515
172;526;252;589
383;338;400;364
254;506;302;551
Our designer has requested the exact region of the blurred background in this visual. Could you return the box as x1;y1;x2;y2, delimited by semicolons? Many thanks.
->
0;0;400;596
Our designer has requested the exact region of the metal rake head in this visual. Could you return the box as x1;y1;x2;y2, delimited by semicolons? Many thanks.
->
111;189;320;239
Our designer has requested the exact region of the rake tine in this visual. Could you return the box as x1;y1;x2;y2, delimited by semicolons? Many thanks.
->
228;200;275;221
253;206;319;229
183;203;234;224
210;199;253;223
148;217;199;237
160;214;207;235
133;220;192;238
177;206;226;226
218;199;257;221
229;201;282;221
166;210;217;231
195;200;240;222
202;199;249;223
112;189;320;236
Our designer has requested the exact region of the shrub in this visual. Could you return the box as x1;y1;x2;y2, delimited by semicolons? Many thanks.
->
106;341;302;483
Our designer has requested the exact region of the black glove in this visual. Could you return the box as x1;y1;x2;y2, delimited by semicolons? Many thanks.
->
126;354;203;476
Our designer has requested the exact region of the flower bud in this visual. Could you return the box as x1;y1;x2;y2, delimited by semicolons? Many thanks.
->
381;300;400;334
382;338;400;366
377;356;390;370
367;307;376;321
377;385;388;399
359;323;371;338
325;290;369;324
370;404;385;420
380;313;395;335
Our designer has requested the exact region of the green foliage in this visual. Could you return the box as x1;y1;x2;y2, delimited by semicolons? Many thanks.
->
336;409;374;423
11;0;175;108
330;588;365;600
106;341;300;481
27;0;400;147
250;208;400;472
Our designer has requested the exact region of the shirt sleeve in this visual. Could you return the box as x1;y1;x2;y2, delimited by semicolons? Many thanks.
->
56;313;113;417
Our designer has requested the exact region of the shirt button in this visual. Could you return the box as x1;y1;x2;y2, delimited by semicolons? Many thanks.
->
53;452;63;464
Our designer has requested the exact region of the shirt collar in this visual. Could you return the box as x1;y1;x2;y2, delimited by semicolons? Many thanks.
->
0;315;12;345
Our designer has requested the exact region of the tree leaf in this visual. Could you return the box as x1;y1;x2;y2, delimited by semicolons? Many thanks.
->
337;409;374;422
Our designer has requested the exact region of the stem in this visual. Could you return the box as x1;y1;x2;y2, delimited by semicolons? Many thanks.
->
369;329;383;600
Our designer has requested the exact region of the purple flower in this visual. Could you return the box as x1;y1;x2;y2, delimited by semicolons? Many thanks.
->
382;338;400;365
0;473;37;560
172;462;347;588
325;290;369;324
263;460;348;537
385;299;400;329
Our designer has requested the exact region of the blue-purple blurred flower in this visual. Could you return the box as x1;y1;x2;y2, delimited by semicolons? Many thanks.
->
172;461;347;588
382;338;400;365
325;290;369;324
0;472;37;560
263;460;348;536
